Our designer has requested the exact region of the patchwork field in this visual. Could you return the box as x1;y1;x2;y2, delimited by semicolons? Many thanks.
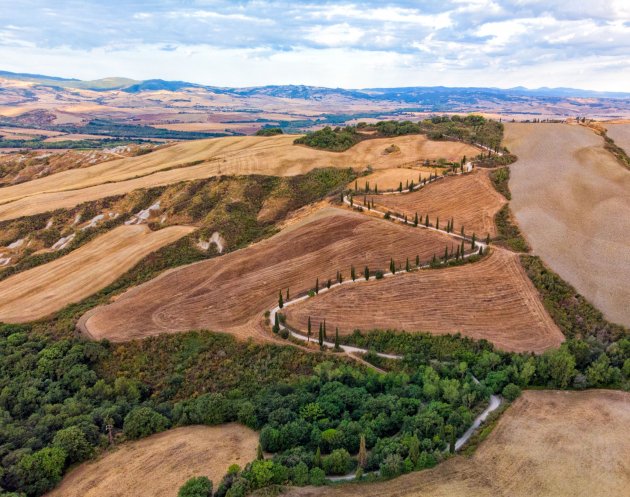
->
505;122;630;327
45;424;258;497
283;250;563;353
0;134;478;213
349;167;438;191
285;389;630;497
79;208;456;342
0;224;194;322
360;169;506;238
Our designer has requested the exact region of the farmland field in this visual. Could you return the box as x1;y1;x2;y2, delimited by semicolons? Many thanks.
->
505;123;630;327
360;169;506;238
283;250;563;353
348;167;438;191
0;224;194;322
285;389;630;497
605;123;630;152
44;424;258;497
79;208;456;342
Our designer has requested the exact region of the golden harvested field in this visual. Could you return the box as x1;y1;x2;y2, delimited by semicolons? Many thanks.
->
79;208;455;342
0;224;194;322
0;134;479;217
285;390;630;497
283;250;563;353
605;123;630;152
348;167;438;191
361;169;506;238
45;424;258;497
505;123;630;327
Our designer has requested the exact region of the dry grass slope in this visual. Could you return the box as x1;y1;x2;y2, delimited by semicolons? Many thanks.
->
283;250;563;353
80;208;455;342
505;123;630;327
285;390;630;497
360;169;506;238
0;224;194;322
44;424;258;497
0;135;479;222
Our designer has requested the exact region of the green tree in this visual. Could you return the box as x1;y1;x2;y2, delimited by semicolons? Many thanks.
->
586;354;614;386
502;383;522;401
471;233;476;249
315;277;319;294
414;212;419;226
357;434;367;469
543;348;577;388
123;407;170;439
273;313;280;333
309;467;326;485
407;435;420;466
351;265;356;281
313;447;322;468
406;257;410;272
416;254;420;266
398;181;403;192
323;448;352;475
425;214;429;227
436;217;440;230
292;462;310;486
307;316;312;342
178;476;213;497
52;426;93;464
364;266;370;280
334;327;340;351
278;290;284;309
257;443;264;460
318;323;324;347
16;447;67;496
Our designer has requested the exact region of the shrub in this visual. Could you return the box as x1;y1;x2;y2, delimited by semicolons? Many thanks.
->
52;426;93;464
322;448;352;475
178;476;213;497
309;467;326;485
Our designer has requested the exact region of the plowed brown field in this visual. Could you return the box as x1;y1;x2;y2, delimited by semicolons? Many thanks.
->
284;390;630;497
283;250;562;353
0;135;479;222
359;169;506;238
80;208;455;342
45;424;258;497
0;224;194;322
505;123;630;327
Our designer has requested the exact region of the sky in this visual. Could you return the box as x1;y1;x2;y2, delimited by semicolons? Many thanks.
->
0;0;629;91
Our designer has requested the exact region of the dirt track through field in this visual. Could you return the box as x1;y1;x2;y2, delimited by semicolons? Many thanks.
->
0;224;194;322
284;390;630;497
45;424;258;497
0;135;479;221
505;123;630;327
79;208;455;342
283;250;563;353
361;169;506;238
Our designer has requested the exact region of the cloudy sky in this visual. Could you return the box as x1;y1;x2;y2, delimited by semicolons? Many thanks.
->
1;0;629;90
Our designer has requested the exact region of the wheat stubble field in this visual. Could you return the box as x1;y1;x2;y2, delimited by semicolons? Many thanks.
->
0;134;478;222
360;169;507;238
80;208;455;342
505;123;630;327
285;390;630;497
44;424;258;497
283;250;563;353
0;224;194;322
605;123;630;152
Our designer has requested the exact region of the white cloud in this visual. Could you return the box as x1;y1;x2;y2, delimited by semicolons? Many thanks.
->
304;23;365;47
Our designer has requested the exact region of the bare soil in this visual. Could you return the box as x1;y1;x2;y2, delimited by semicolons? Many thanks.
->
283;250;563;353
45;424;258;497
360;169;506;238
80;208;455;342
0;224;194;322
505;123;630;327
284;390;630;497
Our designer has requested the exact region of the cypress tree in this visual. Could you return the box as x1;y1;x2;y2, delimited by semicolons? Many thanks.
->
334;327;340;350
404;214;408;224
351;265;356;281
375;184;378;194
486;233;490;245
405;179;409;190
338;271;343;284
358;435;367;469
471;233;476;249
315;277;319;294
455;245;460;260
414;212;418;227
461;226;465;237
444;245;448;261
410;180;414;191
286;287;290;300
318;322;323;347
340;191;344;203
398;181;403;192
273;313;280;333
432;253;437;264
436;217;440;230
406;257;410;272
278;290;284;309
257;443;264;461
416;254;420;267
350;195;353;207
365;181;369;193
327;279;331;289
364;266;370;280
354;180;358;191
479;246;484;255
314;447;322;468
307;316;312;342
425;214;429;227
461;239;465;256
451;218;454;233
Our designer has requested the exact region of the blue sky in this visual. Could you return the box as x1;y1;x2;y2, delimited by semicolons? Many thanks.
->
0;0;629;90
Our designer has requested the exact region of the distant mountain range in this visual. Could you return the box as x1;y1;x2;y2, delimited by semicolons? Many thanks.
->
1;69;628;100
